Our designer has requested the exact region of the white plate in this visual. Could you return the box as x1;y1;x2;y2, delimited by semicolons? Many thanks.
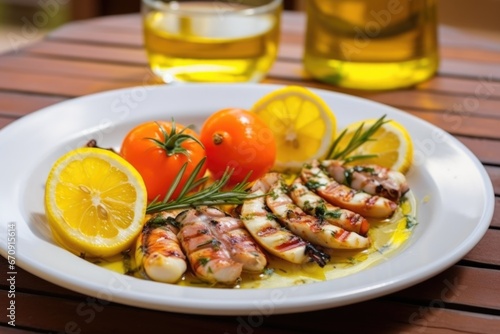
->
0;84;494;315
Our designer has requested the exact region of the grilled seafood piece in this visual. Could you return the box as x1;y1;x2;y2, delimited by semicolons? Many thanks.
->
266;175;370;250
176;208;244;285
289;178;370;236
301;161;398;219
321;160;409;202
240;173;329;267
135;211;187;284
194;206;267;272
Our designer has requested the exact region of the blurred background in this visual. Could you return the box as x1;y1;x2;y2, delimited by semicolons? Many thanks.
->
1;0;499;54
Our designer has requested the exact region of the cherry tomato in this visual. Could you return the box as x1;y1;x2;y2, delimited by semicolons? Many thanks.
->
200;108;276;184
121;121;206;202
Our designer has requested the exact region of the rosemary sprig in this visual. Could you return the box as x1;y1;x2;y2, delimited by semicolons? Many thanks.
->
146;158;260;214
325;114;389;163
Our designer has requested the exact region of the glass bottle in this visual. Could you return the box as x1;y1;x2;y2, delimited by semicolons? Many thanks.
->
303;0;439;90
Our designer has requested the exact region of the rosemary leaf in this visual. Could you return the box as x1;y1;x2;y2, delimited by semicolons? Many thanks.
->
146;159;261;214
177;156;207;199
326;114;389;161
162;161;187;203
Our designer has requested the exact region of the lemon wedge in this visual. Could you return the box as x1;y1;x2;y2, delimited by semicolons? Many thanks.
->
337;119;413;174
251;86;336;171
44;147;147;258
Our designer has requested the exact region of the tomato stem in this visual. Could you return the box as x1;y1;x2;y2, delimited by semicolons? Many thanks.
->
147;120;204;157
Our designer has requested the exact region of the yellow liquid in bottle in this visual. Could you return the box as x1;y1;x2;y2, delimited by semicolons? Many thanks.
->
143;2;281;83
304;0;439;90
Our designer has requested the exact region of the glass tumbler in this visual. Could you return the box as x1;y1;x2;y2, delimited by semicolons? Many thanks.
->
142;0;283;84
303;0;439;90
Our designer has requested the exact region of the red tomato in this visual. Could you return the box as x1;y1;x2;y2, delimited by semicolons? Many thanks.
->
121;121;206;202
200;108;276;184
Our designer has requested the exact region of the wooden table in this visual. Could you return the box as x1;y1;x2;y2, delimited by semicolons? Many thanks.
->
1;11;500;334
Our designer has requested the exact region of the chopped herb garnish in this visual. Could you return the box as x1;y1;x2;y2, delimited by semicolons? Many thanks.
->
405;215;418;229
266;212;277;221
305;180;323;190
197;238;221;250
344;166;376;186
303;200;313;212
269;190;279;200
199;258;210;266
323;209;342;220
262;267;274;276
147;215;179;229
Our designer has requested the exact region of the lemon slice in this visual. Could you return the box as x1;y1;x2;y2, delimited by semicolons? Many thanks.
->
44;147;147;258
251;86;336;171
337;119;413;174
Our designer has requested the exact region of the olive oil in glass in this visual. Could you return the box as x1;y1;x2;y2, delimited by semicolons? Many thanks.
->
303;0;439;90
142;0;282;84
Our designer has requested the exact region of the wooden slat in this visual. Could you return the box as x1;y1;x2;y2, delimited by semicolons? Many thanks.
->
464;230;500;266
493;199;500;228
0;117;16;129
439;59;500;81
0;69;142;97
77;13;141;32
418;76;500;99
395;265;500;311
403;109;500;140
441;47;500;64
485;166;500;195
24;40;147;65
1;289;498;334
1;291;290;334
0;92;65;116
438;25;500;53
48;22;143;47
456;136;500;165
365;90;500;119
267;300;500;334
0;54;150;82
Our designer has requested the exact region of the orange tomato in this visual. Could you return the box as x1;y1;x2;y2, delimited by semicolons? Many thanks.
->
121;121;206;202
200;108;276;184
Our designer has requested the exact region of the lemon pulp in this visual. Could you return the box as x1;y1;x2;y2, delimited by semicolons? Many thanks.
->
44;147;147;258
251;85;337;171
